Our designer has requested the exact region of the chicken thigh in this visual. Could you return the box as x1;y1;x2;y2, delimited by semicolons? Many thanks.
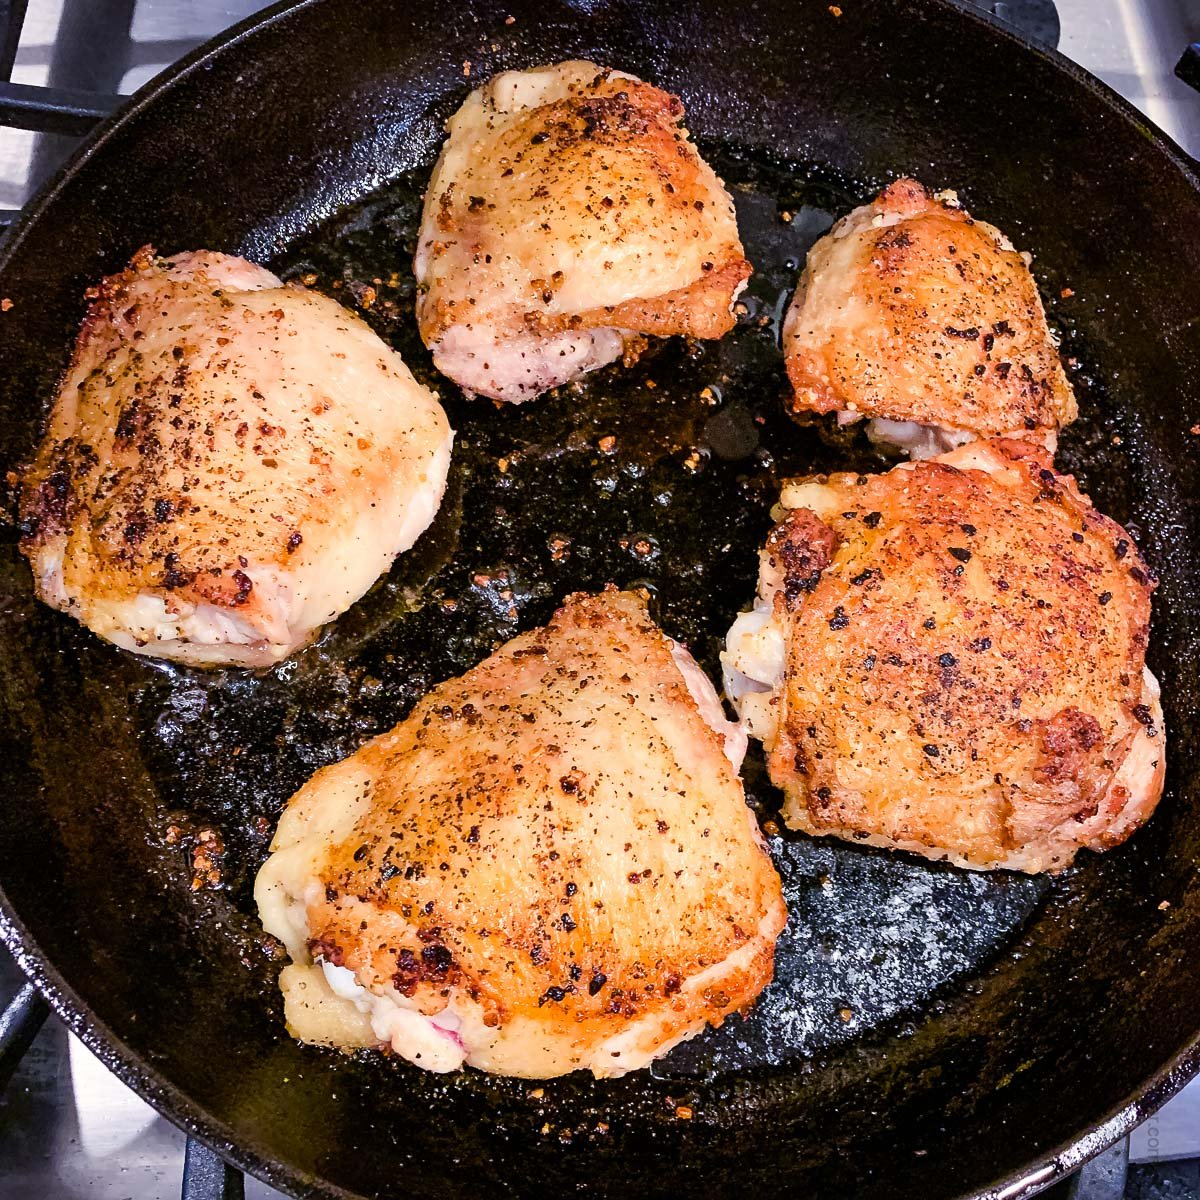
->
414;61;751;403
783;179;1077;458
723;439;1163;873
19;248;452;667
256;590;785;1078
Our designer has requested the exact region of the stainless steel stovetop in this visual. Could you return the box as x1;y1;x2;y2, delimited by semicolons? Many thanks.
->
0;2;1197;1198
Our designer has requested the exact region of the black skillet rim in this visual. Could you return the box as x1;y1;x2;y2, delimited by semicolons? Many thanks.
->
0;1;1198;1196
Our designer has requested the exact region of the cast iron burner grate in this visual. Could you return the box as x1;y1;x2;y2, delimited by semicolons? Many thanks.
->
0;1;1190;1198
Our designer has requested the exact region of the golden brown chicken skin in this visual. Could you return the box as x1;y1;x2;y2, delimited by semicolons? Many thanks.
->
723;440;1163;873
256;590;785;1078
414;61;751;402
18;248;452;667
783;179;1077;458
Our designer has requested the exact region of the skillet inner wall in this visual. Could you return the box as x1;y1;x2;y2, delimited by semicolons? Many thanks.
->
0;1;1197;1198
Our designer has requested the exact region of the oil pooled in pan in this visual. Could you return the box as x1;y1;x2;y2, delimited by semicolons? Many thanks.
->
104;149;1140;1083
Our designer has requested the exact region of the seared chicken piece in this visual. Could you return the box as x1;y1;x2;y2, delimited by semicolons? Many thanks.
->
723;439;1163;873
256;590;784;1078
783;179;1077;458
19;248;452;667
414;61;751;403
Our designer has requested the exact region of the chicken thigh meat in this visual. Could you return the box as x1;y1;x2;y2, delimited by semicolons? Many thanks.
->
723;439;1163;872
415;61;751;402
256;590;785;1078
783;179;1077;457
19;248;452;667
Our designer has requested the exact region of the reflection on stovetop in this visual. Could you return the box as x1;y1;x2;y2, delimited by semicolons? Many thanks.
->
0;943;281;1198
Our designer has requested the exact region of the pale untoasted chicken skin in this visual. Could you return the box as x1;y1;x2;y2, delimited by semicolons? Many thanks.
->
783;179;1077;458
19;248;452;667
414;61;751;402
723;440;1163;873
256;591;784;1078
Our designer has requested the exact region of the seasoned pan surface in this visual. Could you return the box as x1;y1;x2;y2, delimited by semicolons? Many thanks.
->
0;2;1198;1198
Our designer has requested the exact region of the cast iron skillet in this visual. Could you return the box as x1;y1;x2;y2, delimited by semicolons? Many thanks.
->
0;1;1198;1197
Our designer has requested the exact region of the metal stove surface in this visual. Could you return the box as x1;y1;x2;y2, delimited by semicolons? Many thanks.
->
0;2;1198;1199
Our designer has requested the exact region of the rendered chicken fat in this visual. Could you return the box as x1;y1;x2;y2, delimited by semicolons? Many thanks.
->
19;248;453;666
722;439;1164;873
414;61;751;402
783;178;1077;456
256;591;784;1078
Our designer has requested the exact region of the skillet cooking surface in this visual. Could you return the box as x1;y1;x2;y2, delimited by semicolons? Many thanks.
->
0;1;1199;1198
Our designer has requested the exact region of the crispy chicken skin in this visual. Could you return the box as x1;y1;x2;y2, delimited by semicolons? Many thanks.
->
19;248;452;667
414;61;751;403
783;179;1077;458
256;590;784;1078
723;439;1163;873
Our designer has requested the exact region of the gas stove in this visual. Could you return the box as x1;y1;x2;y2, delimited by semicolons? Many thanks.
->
0;2;1198;1198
